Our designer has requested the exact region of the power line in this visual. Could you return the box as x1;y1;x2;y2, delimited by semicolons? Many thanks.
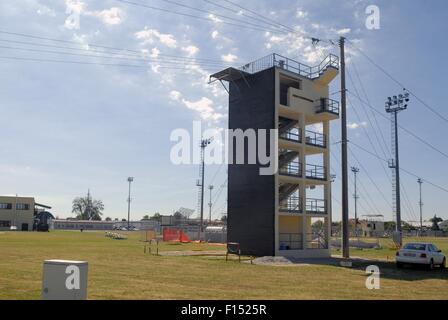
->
347;90;448;160
0;45;231;68
330;153;380;215
0;55;223;71
156;0;287;33
348;54;390;156
0;31;236;65
346;57;419;224
347;94;392;185
114;0;288;34
209;162;225;186
347;39;448;124
202;0;290;32
347;146;392;209
347;61;390;159
350;140;448;194
219;0;295;33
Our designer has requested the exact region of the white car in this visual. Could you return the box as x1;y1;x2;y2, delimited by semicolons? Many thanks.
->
396;242;446;270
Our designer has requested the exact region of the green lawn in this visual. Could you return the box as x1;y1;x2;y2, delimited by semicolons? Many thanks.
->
0;231;447;300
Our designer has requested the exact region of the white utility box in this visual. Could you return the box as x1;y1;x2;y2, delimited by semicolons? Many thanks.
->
41;260;88;300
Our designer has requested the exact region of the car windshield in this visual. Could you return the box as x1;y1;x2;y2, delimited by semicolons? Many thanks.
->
403;243;426;251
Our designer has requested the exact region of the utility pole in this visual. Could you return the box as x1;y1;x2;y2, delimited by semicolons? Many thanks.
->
208;185;214;223
339;37;350;259
417;178;423;235
385;91;410;246
196;138;213;240
86;189;91;220
127;177;134;230
351;167;360;237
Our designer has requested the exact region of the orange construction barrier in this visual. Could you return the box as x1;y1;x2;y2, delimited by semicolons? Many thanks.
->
163;228;191;243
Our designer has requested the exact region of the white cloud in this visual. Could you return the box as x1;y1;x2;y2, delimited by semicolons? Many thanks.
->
296;9;308;19
91;7;123;25
348;121;367;130
71;33;90;49
337;28;351;35
208;14;223;23
169;91;224;121
303;45;328;65
182;97;223;121
211;30;219;39
149;48;160;58
181;45;199;57
36;4;56;17
221;53;238;63
135;27;177;48
169;90;182;101
65;0;84;14
64;0;84;29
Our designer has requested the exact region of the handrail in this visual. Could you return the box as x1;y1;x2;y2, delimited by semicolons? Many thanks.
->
306;198;327;214
239;53;339;80
306;164;326;180
279;233;303;250
316;98;340;115
306;232;328;249
279;196;302;213
305;130;326;148
279;161;302;177
279;129;302;143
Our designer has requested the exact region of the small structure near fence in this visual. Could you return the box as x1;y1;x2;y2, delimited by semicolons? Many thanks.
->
143;239;160;255
226;242;241;262
205;226;227;243
140;230;157;242
163;227;191;243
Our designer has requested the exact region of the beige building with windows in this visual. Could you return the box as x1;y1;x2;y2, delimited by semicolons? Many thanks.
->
0;196;35;231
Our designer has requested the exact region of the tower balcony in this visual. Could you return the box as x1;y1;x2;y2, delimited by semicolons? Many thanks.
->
279;196;302;214
306;198;327;215
280;197;328;215
279;162;302;178
306;164;326;181
305;130;326;148
279;129;302;144
316;98;339;116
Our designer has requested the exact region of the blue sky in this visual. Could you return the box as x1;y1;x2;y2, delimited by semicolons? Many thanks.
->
0;0;447;222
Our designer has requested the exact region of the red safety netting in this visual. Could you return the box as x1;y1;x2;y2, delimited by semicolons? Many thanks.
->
163;228;191;243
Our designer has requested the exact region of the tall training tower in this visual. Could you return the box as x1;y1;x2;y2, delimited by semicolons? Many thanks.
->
210;53;339;257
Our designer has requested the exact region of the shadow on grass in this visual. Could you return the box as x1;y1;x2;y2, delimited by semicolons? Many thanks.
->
348;257;448;282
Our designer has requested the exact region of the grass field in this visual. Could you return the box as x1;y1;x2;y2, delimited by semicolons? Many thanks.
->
0;231;447;300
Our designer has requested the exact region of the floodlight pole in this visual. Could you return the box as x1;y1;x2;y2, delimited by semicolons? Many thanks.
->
127;177;134;230
351;167;360;237
208;185;214;223
385;91;409;247
197;138;212;240
339;37;350;259
418;178;423;235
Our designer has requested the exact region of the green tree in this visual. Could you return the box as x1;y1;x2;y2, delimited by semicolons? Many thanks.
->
105;217;112;221
150;213;162;222
430;215;443;231
72;191;104;221
384;221;396;232
142;215;150;220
